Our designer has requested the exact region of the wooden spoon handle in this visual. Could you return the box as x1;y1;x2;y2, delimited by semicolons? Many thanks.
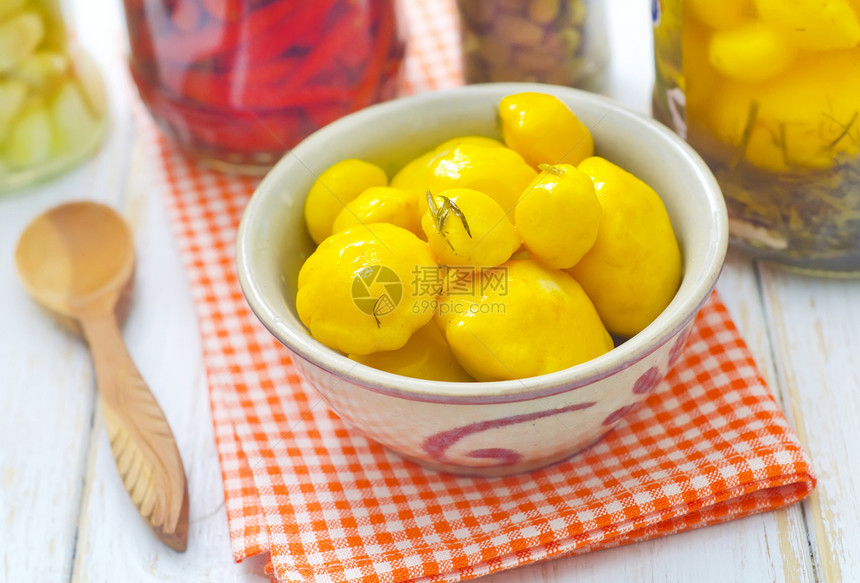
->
81;312;189;552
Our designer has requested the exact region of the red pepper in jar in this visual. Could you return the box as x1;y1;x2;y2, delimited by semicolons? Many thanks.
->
124;0;405;171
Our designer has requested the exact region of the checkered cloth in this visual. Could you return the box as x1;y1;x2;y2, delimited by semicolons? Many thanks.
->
141;0;816;580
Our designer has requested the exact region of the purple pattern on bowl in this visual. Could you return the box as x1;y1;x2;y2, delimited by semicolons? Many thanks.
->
632;366;662;395
602;403;640;426
466;448;522;466
423;401;596;467
668;327;692;368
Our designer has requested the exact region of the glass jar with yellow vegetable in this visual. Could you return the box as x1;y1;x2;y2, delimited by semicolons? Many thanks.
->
0;0;106;192
653;0;860;275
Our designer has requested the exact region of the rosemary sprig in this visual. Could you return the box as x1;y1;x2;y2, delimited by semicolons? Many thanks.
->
446;198;472;237
731;99;759;169
372;294;387;328
425;190;472;250
827;111;858;150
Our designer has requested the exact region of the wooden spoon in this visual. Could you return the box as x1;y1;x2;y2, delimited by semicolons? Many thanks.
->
15;201;189;552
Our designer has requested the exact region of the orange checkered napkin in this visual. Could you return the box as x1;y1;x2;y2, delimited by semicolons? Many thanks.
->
144;1;815;581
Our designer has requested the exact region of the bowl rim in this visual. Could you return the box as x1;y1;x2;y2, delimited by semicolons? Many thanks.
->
237;82;728;405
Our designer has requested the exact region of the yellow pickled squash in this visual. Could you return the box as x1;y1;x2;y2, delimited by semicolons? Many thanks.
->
391;150;435;190
686;0;751;30
708;51;860;171
568;157;682;338
436;259;613;382
708;22;796;82
515;163;601;269
303;159;388;245
434;135;504;151
390;135;503;190
421;188;520;267
498;92;594;168
331;186;422;238
754;0;860;51
349;321;474;382
419;143;537;216
296;223;437;355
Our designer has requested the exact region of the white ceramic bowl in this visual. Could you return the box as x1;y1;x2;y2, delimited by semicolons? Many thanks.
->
237;83;728;476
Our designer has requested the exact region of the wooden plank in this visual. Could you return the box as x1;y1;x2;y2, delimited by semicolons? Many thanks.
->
760;263;860;583
0;92;128;583
0;4;139;573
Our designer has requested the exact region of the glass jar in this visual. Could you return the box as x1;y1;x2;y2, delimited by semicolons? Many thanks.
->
123;0;406;175
0;0;108;193
456;0;608;87
653;0;860;276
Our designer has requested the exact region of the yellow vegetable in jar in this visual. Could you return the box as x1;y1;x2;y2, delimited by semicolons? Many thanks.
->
514;163;601;269
349;321;474;382
708;21;797;82
50;80;99;155
754;0;860;51
420;143;537;216
303;159;388;245
567;157;682;339
296;223;437;355
0;11;45;74
498;92;594;169
682;12;720;121
4;99;52;168
0;79;28;143
707;51;860;172
421;188;520;267
331;186;422;238
436;259;613;381
390;135;503;190
685;0;751;30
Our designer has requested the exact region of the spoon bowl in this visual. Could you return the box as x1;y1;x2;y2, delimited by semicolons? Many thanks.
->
15;201;189;552
16;202;133;331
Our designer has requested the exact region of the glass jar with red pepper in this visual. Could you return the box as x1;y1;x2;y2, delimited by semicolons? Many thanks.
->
123;0;406;174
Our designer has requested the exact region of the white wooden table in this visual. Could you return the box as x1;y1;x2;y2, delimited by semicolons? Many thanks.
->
2;1;858;581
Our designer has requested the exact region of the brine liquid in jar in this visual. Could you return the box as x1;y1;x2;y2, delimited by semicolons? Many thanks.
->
653;0;860;275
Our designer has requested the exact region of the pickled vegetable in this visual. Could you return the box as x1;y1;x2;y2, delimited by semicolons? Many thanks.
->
349;322;474;382
124;0;406;172
515;163;601;269
421;188;520;267
567;157;682;338
332;186;422;238
303;159;389;245
436;259;613;381
457;0;607;87
296;223;437;355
